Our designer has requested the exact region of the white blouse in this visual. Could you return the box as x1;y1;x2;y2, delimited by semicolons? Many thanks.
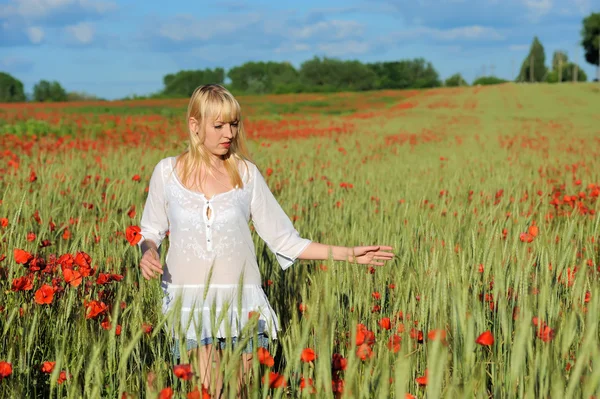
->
137;156;312;341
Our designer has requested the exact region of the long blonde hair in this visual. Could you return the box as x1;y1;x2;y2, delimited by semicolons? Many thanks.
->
175;84;253;190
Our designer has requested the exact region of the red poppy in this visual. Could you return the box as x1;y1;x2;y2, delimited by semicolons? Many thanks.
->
475;331;494;346
415;369;428;386
0;361;12;378
57;370;68;384
41;361;55;374
187;385;211;399
519;233;534;243
63;268;82;287
173;364;194;380
159;387;173;399
356;343;373;361
11;276;33;292
126;226;142;246
427;329;447;344
14;249;33;265
257;347;274;367
34;284;55;305
387;334;401;353
0;218;8;228
410;328;423;343
301;348;316;363
262;372;287;388
85;300;108;319
332;353;347;371
378;317;391;330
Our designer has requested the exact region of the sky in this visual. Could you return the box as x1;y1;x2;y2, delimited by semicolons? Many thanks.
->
1;0;598;100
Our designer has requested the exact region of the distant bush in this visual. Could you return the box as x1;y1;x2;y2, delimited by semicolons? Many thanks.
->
472;76;508;86
444;73;468;87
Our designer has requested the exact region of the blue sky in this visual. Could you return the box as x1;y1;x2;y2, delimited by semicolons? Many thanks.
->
1;0;597;99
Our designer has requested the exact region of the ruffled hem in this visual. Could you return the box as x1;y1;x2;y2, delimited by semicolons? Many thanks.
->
160;281;281;341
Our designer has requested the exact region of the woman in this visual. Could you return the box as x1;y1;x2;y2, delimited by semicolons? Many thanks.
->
137;84;394;397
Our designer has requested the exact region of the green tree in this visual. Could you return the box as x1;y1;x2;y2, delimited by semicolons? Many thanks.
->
0;72;26;102
517;36;548;82
473;76;508;86
33;80;68;102
368;59;441;89
546;51;587;83
581;12;600;80
444;73;467;87
300;57;377;92
227;61;299;94
161;68;225;97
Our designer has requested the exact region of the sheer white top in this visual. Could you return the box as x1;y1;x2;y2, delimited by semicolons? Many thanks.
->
137;156;312;340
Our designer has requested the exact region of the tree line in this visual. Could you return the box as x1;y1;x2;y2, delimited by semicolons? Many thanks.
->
1;12;598;102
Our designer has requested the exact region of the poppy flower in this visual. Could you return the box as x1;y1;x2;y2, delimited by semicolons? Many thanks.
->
519;233;534;243
126;226;142;246
378;317;392;330
262;372;287;388
387;334;401;353
34;284;55;305
0;361;12;379
173;364;194;380
11;276;33;292
356;343;373;361
85;300;108;319
528;222;538;237
63;268;82;287
427;329;447;344
57;370;68;384
41;361;55;374
301;348;316;363
415;369;428;386
475;331;494;346
159;387;173;399
257;347;274;367
187;385;211;399
14;249;33;265
332;353;347;371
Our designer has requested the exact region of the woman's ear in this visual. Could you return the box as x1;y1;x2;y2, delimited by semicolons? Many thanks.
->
188;117;199;135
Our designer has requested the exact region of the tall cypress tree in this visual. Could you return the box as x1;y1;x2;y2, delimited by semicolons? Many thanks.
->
517;36;548;82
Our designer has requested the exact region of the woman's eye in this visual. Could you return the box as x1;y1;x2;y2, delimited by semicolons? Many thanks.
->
231;123;238;128
214;125;222;129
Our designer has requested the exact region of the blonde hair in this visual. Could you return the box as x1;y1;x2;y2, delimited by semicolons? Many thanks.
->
175;84;253;191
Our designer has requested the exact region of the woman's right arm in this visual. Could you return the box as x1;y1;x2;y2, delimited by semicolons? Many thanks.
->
138;160;169;280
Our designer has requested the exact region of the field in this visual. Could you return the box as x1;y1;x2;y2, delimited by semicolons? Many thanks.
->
1;83;600;398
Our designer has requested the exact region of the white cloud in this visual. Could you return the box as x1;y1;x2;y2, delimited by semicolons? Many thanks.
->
289;20;364;40
316;40;370;56
65;21;94;44
26;25;44;43
0;0;116;20
521;0;553;20
155;13;262;42
275;43;311;53
392;25;505;42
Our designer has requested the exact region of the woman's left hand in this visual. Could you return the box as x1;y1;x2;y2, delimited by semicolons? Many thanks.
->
349;246;394;266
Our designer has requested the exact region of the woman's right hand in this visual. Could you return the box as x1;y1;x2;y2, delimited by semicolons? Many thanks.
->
140;247;163;280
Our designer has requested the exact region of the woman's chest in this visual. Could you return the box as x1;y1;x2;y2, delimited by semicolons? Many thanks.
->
164;180;251;228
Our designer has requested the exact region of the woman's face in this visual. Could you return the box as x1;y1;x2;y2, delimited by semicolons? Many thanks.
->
191;115;239;159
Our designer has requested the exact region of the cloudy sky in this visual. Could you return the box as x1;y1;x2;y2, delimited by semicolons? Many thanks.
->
1;0;597;99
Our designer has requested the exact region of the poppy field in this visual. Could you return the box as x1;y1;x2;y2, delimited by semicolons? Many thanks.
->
1;83;600;398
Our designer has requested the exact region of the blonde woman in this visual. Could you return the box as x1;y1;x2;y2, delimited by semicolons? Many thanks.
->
137;84;394;397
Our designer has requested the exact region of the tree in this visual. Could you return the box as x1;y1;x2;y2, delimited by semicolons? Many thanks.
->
546;51;587;83
473;76;508;86
444;73;467;87
227;61;300;94
33;80;68;102
581;12;600;80
161;68;225;97
0;72;26;102
368;59;441;89
517;36;548;82
300;57;377;92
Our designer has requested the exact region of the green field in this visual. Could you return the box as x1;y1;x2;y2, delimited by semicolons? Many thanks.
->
1;83;600;398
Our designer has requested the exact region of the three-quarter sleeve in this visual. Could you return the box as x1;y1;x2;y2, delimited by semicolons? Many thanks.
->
138;160;169;250
250;163;311;270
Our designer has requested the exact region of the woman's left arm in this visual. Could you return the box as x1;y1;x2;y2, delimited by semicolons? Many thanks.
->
297;243;394;266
